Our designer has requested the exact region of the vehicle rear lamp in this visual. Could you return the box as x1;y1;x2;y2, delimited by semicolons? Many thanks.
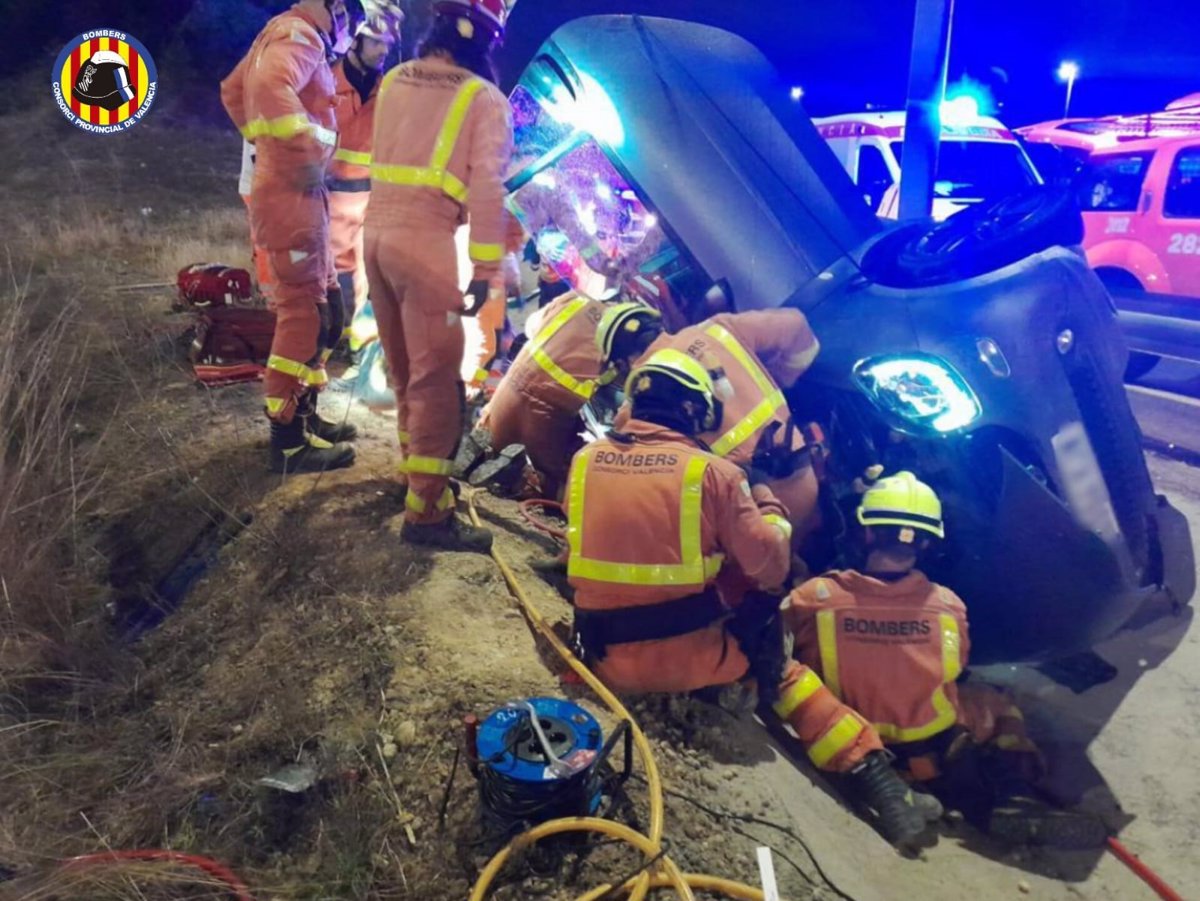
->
853;353;981;433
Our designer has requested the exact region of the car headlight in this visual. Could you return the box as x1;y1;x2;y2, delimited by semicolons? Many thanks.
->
853;353;981;433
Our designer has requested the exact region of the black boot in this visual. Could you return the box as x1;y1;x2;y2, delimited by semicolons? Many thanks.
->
468;443;527;491
453;427;493;478
847;751;933;850
400;516;493;553
298;390;358;443
269;417;356;474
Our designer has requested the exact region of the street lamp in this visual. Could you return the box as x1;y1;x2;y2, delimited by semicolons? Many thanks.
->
790;85;805;101
1057;60;1079;118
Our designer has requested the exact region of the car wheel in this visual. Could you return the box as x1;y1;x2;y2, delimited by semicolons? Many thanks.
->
863;186;1084;288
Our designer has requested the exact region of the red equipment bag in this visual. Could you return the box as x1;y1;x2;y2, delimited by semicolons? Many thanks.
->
190;307;276;386
176;264;253;309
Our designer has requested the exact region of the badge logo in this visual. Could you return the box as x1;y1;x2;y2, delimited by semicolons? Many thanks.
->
52;29;157;133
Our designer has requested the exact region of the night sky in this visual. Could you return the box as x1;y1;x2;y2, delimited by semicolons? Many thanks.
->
7;0;1197;127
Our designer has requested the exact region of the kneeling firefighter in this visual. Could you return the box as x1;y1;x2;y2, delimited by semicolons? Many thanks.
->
597;302;823;552
364;0;514;552
786;473;1108;848
566;351;937;848
220;0;359;473
475;291;611;498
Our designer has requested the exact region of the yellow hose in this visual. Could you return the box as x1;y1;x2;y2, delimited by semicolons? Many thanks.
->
465;492;765;901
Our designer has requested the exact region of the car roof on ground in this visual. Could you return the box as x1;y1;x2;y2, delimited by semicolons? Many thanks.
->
538;15;878;311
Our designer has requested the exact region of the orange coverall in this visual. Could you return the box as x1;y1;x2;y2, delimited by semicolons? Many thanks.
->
478;292;607;497
364;57;512;524
238;141;274;296
221;6;339;424
630;309;823;547
567;420;881;772
786;570;1037;778
329;57;377;321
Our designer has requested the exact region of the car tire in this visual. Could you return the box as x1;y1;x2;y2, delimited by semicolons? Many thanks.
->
862;186;1084;288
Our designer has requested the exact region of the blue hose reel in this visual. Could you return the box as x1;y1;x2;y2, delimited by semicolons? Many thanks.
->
475;697;631;831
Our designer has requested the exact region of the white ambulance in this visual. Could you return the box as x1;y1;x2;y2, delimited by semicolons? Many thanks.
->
814;106;1043;220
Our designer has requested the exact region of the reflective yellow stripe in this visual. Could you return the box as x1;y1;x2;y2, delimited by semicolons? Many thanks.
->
568;451;720;586
397;429;411;444
334;147;372;166
472;367;490;384
704;324;788;458
808;713;865;769
372;79;483;205
267;354;327;386
469;241;504;263
431;79;485;170
403;455;454;476
773;668;824;720
436;487;456;511
405;492;427;513
762;513;793;542
872;613;962;743
265;397;286;415
816;609;841;698
527;296;596;400
243;113;336;146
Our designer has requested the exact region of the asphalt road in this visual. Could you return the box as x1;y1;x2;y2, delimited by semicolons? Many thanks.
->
1128;359;1200;465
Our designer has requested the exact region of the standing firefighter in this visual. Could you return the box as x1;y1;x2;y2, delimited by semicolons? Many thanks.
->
598;303;823;550
365;0;514;552
329;2;404;328
220;0;359;473
567;351;938;849
786;472;1108;848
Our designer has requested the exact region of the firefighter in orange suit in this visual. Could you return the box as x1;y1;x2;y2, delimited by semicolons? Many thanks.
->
364;0;513;552
221;0;358;473
477;291;609;498
567;351;936;849
786;472;1107;849
598;303;823;550
329;3;403;327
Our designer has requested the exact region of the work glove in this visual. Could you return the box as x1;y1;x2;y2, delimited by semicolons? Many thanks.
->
751;420;812;480
463;279;491;318
726;591;787;706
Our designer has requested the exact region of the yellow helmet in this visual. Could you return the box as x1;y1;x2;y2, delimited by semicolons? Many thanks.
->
857;471;944;539
626;349;720;434
595;302;663;363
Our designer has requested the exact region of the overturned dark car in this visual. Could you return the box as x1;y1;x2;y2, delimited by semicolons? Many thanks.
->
501;15;1195;663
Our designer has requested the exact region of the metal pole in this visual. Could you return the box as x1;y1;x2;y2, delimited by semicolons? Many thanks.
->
1064;75;1075;118
898;0;956;221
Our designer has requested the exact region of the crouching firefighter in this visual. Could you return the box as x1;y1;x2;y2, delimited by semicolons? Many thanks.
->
597;302;823;552
220;0;359;473
566;351;937;849
786;472;1108;849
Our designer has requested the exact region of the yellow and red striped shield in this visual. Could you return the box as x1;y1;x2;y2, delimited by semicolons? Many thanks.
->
52;30;157;133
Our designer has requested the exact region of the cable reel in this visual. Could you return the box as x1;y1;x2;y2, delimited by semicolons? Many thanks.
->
472;697;631;836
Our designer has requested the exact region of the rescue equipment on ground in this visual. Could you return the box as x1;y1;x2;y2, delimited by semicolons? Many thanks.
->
471;697;630;836
175;265;275;386
175;264;254;309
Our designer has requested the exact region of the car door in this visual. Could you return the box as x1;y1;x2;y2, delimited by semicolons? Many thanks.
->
1076;150;1156;280
1160;143;1200;296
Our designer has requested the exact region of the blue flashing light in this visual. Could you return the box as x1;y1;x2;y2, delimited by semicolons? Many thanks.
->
790;85;805;101
854;354;981;433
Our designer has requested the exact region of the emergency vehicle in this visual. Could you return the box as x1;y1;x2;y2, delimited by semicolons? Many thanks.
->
814;109;1042;220
1019;98;1200;299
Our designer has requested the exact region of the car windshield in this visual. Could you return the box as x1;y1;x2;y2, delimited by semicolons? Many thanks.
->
505;65;710;318
891;140;1039;200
